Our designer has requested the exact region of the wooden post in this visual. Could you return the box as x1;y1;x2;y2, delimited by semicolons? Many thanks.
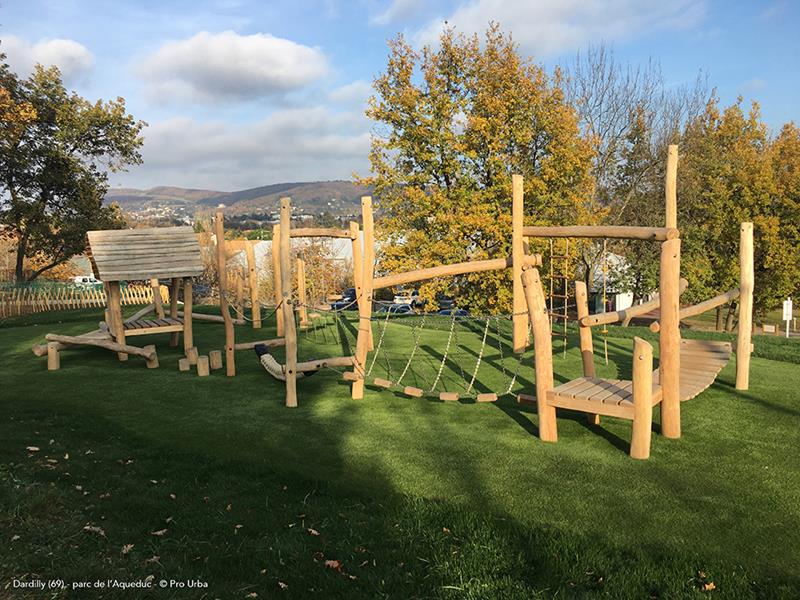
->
350;220;372;349
630;337;654;459
512;174;528;353
659;238;681;439
235;269;245;325
296;257;308;327
521;268;557;442
272;224;284;337
209;350;223;370
47;342;60;371
183;279;194;354
245;241;261;329
575;281;595;378
107;282;127;361
736;222;754;390
665;144;678;229
143;344;159;369
352;197;375;400
178;358;190;372
197;355;210;376
575;280;599;425
150;278;165;319
214;211;236;377
169;277;181;347
280;198;298;407
185;346;198;366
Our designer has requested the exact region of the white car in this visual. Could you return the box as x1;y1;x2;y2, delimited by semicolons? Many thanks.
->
73;275;101;286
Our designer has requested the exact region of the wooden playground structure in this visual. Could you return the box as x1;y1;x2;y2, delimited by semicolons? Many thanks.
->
30;145;755;459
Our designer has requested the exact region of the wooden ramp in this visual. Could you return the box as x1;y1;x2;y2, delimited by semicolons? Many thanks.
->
653;339;732;401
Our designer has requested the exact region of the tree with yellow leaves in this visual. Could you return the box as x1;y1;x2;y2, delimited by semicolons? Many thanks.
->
361;25;595;313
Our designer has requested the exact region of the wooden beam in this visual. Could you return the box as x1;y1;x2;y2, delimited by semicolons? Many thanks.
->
280;198;298;407
296;257;308;327
352;196;375;400
575;279;597;433
522;225;678;241
512;174;528;353
183;279;194;354
665;144;678;229
659;238;681;439
107;281;127;361
233;337;286;351
373;254;542;290
521;268;557;442
214;211;236;376
736;222;754;390
630;337;654;459
150;279;165;319
177;310;226;323
45;333;158;366
580;278;689;327
296;355;355;371
169;277;181;347
272;224;284;337
649;288;740;332
289;227;354;239
244;241;261;329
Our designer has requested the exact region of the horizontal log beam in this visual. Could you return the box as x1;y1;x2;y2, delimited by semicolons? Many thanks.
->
177;311;225;323
580;278;689;327
233;337;286;351
523;225;679;241
296;355;355;372
649;288;740;332
32;329;111;356
373;254;542;290
44;334;157;362
289;227;355;239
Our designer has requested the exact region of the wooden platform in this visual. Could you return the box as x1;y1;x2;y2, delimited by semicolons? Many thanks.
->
547;378;662;420
656;338;732;401
121;317;184;336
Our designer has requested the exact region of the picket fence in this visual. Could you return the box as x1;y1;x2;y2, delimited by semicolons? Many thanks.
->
0;284;170;318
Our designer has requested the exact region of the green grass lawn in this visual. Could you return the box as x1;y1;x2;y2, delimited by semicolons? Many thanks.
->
2;307;799;599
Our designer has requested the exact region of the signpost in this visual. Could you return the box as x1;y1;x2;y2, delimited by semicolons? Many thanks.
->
783;297;793;338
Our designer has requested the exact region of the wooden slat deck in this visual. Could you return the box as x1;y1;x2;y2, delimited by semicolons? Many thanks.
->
654;339;733;401
547;377;662;420
122;316;184;336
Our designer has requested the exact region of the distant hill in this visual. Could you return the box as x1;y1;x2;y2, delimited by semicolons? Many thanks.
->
106;181;371;217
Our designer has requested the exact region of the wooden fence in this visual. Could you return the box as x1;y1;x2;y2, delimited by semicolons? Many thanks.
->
0;284;170;318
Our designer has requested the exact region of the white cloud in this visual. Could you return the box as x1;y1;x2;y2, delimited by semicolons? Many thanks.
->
415;0;707;56
119;107;371;189
1;35;94;83
328;80;373;105
137;30;329;103
370;0;424;25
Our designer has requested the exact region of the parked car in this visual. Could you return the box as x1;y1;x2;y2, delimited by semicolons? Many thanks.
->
73;275;101;286
375;303;414;316
437;308;469;317
330;288;358;311
393;289;420;305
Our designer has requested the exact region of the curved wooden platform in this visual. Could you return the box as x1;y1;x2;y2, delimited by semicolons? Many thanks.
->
654;339;732;401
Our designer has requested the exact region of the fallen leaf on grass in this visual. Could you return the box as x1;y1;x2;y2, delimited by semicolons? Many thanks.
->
99;493;111;499
358;560;368;568
226;503;232;511
307;528;320;536
442;527;451;535
703;582;716;592
165;517;174;524
83;525;105;537
121;544;134;555
169;493;176;500
278;581;288;590
325;560;342;572
64;453;69;460
150;529;168;537
75;485;83;491
11;535;20;541
312;552;324;561
46;458;58;464
245;593;258;598
234;524;243;533
144;555;160;564
150;480;158;485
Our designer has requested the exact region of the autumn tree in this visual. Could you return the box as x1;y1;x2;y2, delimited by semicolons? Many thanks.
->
361;25;594;313
0;56;145;282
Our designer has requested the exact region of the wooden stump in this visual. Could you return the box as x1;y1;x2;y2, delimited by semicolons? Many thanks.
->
197;355;210;376
143;345;159;369
178;358;191;372
209;350;223;370
186;346;199;365
47;342;60;371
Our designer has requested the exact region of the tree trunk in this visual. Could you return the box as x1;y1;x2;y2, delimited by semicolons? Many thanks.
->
14;233;28;283
715;306;724;332
725;301;737;333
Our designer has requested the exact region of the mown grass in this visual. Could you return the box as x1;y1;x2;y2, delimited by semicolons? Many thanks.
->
1;306;799;599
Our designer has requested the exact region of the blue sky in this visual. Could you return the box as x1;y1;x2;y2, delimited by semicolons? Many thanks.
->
1;0;797;191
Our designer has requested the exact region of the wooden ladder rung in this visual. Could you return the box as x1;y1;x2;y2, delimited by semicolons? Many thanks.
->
439;392;459;401
403;386;424;398
476;393;498;402
372;377;393;388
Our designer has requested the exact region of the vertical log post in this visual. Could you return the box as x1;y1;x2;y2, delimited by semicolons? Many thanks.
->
350;220;372;349
245;241;261;329
575;280;599;425
736;222;754;390
234;269;245;325
108;282;127;361
296;257;308;327
47;342;60;371
150;278;165;319
521;268;557;442
665;144;678;229
352;197;375;400
630;336;654;459
214;211;236;377
272;224;284;337
659;238;681;438
169;277;181;347
512;174;528;353
183;279;194;355
280;199;298;407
